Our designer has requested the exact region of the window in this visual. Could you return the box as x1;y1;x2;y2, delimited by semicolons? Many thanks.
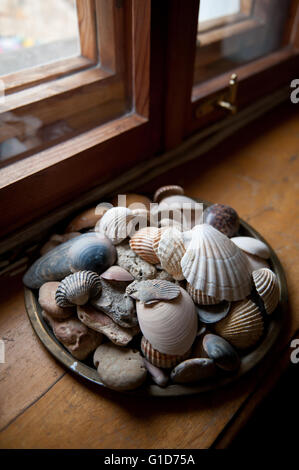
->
0;0;298;240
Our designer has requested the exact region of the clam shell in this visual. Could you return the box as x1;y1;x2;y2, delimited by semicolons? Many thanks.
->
153;185;184;203
181;224;252;301
195;301;231;325
126;279;181;304
141;337;190;368
204;204;239;237
214;299;264;349
252;268;280;315
97;207;133;244
55;271;101;307
202;333;240;371
186;283;220;305
170;358;217;383
100;265;134;282
231;236;270;259
23;233;116;289
129;227;160;264
155;228;186;280
243;252;270;273
136;287;198;355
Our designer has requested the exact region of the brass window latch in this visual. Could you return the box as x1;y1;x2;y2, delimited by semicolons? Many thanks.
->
195;73;238;118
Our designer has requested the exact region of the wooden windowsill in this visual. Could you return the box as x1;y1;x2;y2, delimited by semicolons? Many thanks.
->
0;103;298;448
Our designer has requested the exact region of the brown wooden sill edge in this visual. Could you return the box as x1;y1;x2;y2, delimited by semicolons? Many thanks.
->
0;86;291;267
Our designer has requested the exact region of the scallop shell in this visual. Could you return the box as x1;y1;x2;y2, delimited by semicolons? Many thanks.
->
186;283;220;305
129;227;160;264
231;236;270;259
136;287;198;355
153;185;184;203
252;268;280;315
155;228;186;280
126;279;181;304
97;207;133;244
181;224;252;301
214;299;264;349
141;337;190;368
55;271;101;307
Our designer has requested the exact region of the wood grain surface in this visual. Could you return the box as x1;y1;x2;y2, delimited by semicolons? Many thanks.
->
0;104;298;448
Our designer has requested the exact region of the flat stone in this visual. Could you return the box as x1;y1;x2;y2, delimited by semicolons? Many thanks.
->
93;343;147;391
39;282;74;320
77;305;139;346
171;358;216;384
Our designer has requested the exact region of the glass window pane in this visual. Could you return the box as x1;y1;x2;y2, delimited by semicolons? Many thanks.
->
194;0;291;85
0;0;81;75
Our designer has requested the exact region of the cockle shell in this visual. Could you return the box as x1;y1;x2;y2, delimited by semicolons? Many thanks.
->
202;334;240;371
252;268;280;315
181;224;252;301
141;337;190;368
23;233;116;289
231;236;270;259
97;207;133;244
55;271;101;307
155;228;186;280
186;283;220;305
153;185;184;203
129;227;160;264
126;279;181;304
136;287;198;356
214;299;264;349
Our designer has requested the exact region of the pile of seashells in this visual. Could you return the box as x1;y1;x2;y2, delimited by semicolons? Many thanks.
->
23;185;280;392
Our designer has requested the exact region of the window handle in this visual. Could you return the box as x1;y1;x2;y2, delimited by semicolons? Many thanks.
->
217;73;238;114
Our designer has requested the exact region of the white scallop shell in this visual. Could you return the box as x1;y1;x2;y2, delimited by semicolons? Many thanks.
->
136;287;198;356
129;227;160;264
186;283;220;305
55;271;101;307
231;236;270;259
155;228;186;280
141;336;190;368
252;268;280;315
97;207;133;244
181;224;252;301
214;299;264;350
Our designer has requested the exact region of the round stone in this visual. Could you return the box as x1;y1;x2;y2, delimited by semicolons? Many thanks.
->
39;282;74;320
204;204;239;237
93;343;147;391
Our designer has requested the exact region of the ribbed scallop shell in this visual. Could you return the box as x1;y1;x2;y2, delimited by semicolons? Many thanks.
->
252;268;280;315
155;228;185;280
136;287;198;355
55;271;101;307
153;185;184;203
97;207;133;244
186;283;220;305
126;279;181;304
141;336;190;368
129;227;160;264
214;299;264;349
181;224;252;301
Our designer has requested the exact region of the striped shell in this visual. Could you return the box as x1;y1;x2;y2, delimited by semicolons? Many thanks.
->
155;228;185;281
153;185;184;203
141;336;190;368
136;287;198;355
252;268;280;315
181;224;252;301
129;227;160;264
55;271;101;307
97;207;133;244
187;283;220;305
126;279;181;304
214;299;264;350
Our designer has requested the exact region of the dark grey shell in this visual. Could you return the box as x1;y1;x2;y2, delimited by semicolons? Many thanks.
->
55;271;102;307
23;233;116;289
170;358;217;384
202;333;240;371
196;301;231;324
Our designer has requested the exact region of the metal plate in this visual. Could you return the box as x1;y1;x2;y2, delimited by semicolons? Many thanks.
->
24;204;288;397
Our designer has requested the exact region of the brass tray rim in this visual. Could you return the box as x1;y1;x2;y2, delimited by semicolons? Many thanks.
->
24;203;288;397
